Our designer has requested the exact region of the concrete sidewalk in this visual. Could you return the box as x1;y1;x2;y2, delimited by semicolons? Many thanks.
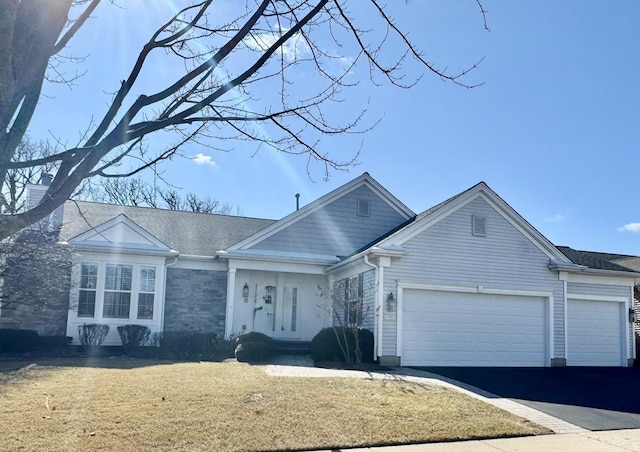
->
320;429;640;451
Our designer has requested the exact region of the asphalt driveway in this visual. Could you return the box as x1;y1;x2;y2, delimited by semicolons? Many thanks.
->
418;367;640;431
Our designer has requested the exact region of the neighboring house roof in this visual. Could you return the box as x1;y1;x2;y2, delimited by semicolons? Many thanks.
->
557;246;640;273
59;201;275;256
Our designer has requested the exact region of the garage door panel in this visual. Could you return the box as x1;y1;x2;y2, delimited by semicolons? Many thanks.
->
567;299;622;366
402;290;547;367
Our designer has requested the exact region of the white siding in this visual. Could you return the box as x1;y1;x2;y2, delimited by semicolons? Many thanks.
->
383;197;564;361
250;185;408;257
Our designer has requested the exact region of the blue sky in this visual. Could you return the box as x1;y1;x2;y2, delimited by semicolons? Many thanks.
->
28;1;640;254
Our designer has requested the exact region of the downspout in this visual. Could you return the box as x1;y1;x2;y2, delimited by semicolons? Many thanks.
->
161;255;179;334
363;254;382;362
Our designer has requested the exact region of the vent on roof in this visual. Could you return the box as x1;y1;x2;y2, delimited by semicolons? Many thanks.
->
357;199;370;217
472;215;486;237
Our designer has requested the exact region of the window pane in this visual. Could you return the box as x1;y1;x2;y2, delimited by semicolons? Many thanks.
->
80;263;98;289
137;293;154;319
78;291;96;317
139;267;156;293
103;292;131;318
105;264;133;291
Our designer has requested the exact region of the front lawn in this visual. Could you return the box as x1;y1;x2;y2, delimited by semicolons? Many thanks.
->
0;359;549;451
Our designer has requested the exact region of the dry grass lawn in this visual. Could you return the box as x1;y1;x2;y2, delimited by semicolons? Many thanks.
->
0;358;549;451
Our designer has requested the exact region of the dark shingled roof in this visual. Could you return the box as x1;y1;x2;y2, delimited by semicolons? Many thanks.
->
556;246;640;273
59;201;276;256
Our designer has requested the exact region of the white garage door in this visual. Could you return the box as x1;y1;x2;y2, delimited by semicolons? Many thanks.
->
567;299;623;366
401;289;547;367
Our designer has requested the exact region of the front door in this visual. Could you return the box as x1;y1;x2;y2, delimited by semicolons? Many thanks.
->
274;285;299;338
249;273;300;339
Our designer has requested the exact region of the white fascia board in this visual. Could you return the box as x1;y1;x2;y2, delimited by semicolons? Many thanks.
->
325;246;406;273
563;268;640;283
227;173;415;251
70;242;178;257
217;249;340;265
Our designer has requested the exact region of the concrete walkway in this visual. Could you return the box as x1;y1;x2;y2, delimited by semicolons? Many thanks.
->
265;357;640;451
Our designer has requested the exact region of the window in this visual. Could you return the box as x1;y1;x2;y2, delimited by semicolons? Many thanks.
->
103;264;132;318
78;263;98;317
137;266;155;319
345;274;363;326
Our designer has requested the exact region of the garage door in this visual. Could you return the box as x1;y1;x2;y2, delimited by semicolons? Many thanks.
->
401;289;548;367
567;299;623;366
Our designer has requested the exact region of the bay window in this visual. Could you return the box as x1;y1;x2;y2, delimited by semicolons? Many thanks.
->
76;262;157;321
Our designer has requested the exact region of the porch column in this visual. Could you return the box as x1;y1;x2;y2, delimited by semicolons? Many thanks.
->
224;267;237;339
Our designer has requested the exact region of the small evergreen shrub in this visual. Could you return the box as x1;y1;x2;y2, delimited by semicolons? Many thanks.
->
234;341;274;363
77;324;109;349
117;325;151;355
156;331;234;360
235;331;272;345
0;329;39;353
37;335;72;351
310;327;374;363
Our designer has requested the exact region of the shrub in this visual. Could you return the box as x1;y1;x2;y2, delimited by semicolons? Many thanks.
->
155;331;234;361
234;341;274;363
117;325;151;355
0;329;39;353
310;327;374;364
235;331;272;345
77;324;109;348
37;335;72;351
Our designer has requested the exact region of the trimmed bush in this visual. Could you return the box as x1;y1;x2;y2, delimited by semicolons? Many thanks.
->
310;327;374;364
0;329;39;353
235;331;272;345
37;335;72;351
117;325;151;355
78;324;109;348
155;331;234;361
234;341;274;363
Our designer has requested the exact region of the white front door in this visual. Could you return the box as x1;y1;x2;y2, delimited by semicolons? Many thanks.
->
248;273;300;339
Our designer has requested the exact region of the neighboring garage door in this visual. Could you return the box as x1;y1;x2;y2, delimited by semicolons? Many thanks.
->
401;289;548;367
567;299;623;366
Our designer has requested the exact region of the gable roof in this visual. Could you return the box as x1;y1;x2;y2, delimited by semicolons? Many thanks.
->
60;201;275;256
374;181;572;262
225;172;415;252
69;213;173;254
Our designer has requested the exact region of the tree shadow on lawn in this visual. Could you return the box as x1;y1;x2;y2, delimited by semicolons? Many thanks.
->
0;355;222;390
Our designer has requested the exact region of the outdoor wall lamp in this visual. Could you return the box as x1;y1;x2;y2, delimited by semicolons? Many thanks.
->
630;308;637;323
242;283;249;298
386;292;396;312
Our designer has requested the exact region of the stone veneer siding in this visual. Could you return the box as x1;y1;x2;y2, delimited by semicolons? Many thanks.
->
163;268;227;337
0;243;71;336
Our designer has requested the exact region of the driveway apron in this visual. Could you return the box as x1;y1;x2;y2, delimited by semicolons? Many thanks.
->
419;367;640;431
